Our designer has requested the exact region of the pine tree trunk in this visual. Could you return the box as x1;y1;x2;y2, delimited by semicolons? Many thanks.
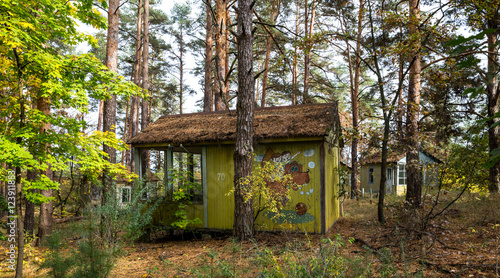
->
180;27;184;114
102;0;120;212
292;0;299;105
303;0;316;103
24;170;36;237
97;100;104;131
215;0;228;110
261;38;272;108
36;96;53;245
15;77;25;278
350;0;363;199
141;0;150;176
204;0;214;112
405;0;422;207
233;0;255;240
486;28;500;194
129;0;143;172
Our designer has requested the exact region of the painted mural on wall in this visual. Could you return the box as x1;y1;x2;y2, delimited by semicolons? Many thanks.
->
256;147;316;224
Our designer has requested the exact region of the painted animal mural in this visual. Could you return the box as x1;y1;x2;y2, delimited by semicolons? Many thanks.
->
258;147;315;224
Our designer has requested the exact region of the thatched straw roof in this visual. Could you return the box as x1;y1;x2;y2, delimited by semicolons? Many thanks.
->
359;148;443;165
129;103;340;146
359;149;406;165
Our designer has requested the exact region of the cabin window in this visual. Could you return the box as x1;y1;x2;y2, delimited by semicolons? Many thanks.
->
170;151;203;204
121;187;131;204
368;167;374;184
398;164;407;185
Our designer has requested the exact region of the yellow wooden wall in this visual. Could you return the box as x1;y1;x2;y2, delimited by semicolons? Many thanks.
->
206;144;235;229
153;139;340;234
325;144;340;231
204;141;339;233
253;141;322;233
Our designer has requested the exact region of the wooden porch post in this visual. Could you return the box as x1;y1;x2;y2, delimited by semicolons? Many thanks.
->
165;147;173;198
134;147;142;178
202;146;208;228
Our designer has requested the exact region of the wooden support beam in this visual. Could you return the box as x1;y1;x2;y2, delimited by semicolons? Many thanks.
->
134;148;142;178
202;146;208;228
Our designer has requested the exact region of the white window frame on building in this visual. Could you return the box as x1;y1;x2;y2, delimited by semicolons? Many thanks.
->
398;164;407;186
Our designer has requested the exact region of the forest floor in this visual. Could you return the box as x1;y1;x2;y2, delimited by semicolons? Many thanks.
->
1;191;499;277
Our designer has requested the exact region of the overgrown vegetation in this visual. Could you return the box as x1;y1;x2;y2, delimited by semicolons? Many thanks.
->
37;180;161;277
3;190;491;277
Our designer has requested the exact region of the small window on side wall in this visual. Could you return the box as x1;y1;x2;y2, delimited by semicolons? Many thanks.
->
121;187;131;204
368;167;374;184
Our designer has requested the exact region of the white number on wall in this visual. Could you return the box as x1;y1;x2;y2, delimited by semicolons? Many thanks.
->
217;173;226;181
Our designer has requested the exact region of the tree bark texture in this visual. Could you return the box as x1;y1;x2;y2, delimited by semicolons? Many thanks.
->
215;0;228;110
260;1;280;108
103;0;119;165
350;0;363;199
102;0;119;209
233;0;255;240
486;27;500;193
141;0;150;176
405;0;422;206
24;170;36;237
15;78;25;278
36;95;54;245
129;0;143;171
204;0;214;112
292;0;299;105
303;0;316;103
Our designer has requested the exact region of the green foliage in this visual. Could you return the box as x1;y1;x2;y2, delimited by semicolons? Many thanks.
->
230;160;296;224
168;161;203;230
442;131;489;192
0;0;141;205
39;180;161;277
255;235;346;277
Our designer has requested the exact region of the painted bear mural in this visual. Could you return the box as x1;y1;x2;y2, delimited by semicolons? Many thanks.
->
259;147;315;225
261;148;310;188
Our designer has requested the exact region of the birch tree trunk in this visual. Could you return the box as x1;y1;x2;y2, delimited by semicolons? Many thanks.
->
233;0;255;240
405;0;422;206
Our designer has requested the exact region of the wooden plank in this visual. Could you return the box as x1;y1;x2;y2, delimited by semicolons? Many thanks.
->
163;150;168;193
320;141;326;234
134;148;142;178
202;146;208;228
166;148;173;195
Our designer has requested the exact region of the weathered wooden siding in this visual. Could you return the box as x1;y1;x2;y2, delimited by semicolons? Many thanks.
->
205;144;235;229
204;141;329;233
252;141;323;233
325;144;340;231
153;139;340;234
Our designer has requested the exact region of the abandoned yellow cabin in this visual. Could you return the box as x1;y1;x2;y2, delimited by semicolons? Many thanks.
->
128;103;342;234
